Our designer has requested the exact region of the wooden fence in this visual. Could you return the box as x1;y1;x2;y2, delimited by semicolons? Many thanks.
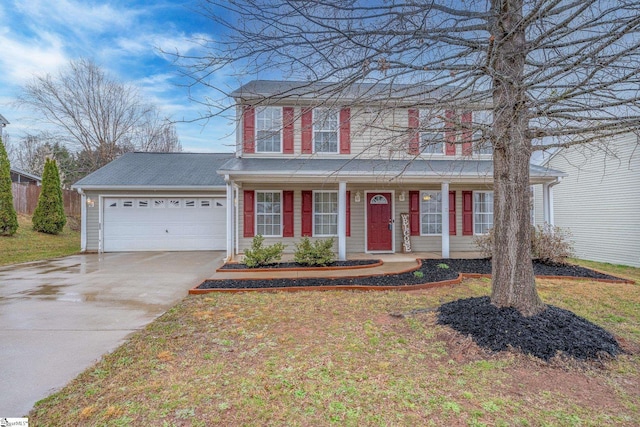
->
11;183;81;217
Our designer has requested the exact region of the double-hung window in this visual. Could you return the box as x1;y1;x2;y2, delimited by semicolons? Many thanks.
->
420;191;442;235
314;191;338;236
474;191;493;234
256;191;281;237
472;111;493;155
256;107;282;153
420;109;445;155
313;108;339;153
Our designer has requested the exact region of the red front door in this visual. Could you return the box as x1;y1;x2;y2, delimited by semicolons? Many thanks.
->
367;193;393;251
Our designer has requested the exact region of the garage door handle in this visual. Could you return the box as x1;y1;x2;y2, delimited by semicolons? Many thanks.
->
166;229;168;233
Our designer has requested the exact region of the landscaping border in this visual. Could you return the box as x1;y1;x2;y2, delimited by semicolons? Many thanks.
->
216;259;384;273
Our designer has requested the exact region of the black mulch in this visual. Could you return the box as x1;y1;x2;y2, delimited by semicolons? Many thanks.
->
437;296;622;361
197;258;628;290
218;259;380;270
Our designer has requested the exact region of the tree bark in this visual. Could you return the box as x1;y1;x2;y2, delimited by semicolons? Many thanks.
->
490;0;545;316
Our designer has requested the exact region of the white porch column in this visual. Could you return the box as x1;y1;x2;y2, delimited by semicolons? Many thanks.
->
548;184;555;227
338;181;347;261
225;177;235;261
441;181;450;258
78;189;87;252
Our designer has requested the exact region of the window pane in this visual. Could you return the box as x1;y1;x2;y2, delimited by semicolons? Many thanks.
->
314;108;339;153
474;191;493;234
256;107;282;152
420;191;442;235
314;192;338;236
419;110;444;155
256;191;281;236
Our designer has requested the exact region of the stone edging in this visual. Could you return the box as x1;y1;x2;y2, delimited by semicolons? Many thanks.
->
190;267;634;294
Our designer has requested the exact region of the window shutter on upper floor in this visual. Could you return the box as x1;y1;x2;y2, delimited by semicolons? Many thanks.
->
462;190;473;236
301;190;313;236
449;191;457;236
283;107;295;154
339;108;351;154
409;191;420;236
461;111;473;155
301;109;313;154
243;190;255;237
243;106;255;154
445;109;456;155
283;190;294;237
408;109;420;155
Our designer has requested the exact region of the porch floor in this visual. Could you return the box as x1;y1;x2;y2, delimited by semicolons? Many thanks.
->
215;251;483;280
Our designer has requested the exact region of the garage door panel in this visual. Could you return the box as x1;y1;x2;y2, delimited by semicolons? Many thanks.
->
103;197;226;251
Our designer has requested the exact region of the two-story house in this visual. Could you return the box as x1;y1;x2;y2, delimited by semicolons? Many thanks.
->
73;80;565;259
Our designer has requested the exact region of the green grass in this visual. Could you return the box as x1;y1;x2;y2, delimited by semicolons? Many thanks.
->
27;260;640;426
0;214;80;266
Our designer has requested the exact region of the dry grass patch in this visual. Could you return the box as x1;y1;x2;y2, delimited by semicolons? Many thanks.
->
0;214;80;266
29;262;640;426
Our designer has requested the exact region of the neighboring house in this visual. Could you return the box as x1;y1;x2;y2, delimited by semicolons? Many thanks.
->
536;133;640;268
10;168;42;185
73;152;234;252
73;80;565;259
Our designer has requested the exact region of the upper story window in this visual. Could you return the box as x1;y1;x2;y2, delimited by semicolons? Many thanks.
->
256;106;282;153
419;110;445;155
472;111;493;155
313;108;339;153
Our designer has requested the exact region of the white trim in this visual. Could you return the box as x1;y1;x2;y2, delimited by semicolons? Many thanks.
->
72;185;227;191
255;190;283;238
255;106;283;154
364;190;396;254
312;107;340;154
473;190;494;235
226;179;235;261
78;189;87;252
419;190;443;236
312;190;339;237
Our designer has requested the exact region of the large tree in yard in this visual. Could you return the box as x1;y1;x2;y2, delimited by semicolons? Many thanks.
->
179;0;640;315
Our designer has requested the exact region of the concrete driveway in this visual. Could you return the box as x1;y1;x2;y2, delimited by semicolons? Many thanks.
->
0;251;224;417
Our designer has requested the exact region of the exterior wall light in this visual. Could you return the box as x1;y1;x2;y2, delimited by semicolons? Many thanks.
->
354;191;361;203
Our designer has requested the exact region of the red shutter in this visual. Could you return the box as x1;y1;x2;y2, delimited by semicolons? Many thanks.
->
301;109;313;154
339;108;351;154
462;190;473;236
408;109;420;155
445;109;456;155
283;107;294;154
301;190;313;236
461;111;472;155
409;191;420;236
243;106;255;154
449;191;456;236
346;190;351;237
243;190;255;237
283;190;294;237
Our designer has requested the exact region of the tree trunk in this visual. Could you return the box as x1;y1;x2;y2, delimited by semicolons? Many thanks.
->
489;0;545;316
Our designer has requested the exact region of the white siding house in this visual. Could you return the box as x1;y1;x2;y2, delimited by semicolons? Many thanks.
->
541;133;640;268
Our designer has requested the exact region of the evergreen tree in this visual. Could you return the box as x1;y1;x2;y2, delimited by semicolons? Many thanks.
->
32;158;66;234
0;136;18;236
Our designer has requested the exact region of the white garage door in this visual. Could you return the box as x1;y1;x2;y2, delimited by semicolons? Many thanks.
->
103;197;226;251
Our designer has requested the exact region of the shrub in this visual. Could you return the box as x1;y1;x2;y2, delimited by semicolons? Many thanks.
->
413;270;424;278
531;224;574;265
293;237;335;266
243;235;285;267
473;224;574;265
33;158;66;234
0;136;18;236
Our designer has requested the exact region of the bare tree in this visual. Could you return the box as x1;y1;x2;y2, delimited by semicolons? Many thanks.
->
17;58;181;174
177;0;640;315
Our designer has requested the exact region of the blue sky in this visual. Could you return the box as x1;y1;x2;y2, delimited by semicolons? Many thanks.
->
0;0;240;152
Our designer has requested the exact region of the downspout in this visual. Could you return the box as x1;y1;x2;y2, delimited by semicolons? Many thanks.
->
547;177;562;227
225;175;235;262
77;188;87;252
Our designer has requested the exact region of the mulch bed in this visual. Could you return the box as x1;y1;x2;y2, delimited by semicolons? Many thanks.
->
197;258;629;290
218;259;380;270
437;296;622;361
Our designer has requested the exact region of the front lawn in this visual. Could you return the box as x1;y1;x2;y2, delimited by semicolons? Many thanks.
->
0;214;80;266
29;261;640;426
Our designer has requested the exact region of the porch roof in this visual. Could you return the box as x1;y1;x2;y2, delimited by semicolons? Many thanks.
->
218;157;566;185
